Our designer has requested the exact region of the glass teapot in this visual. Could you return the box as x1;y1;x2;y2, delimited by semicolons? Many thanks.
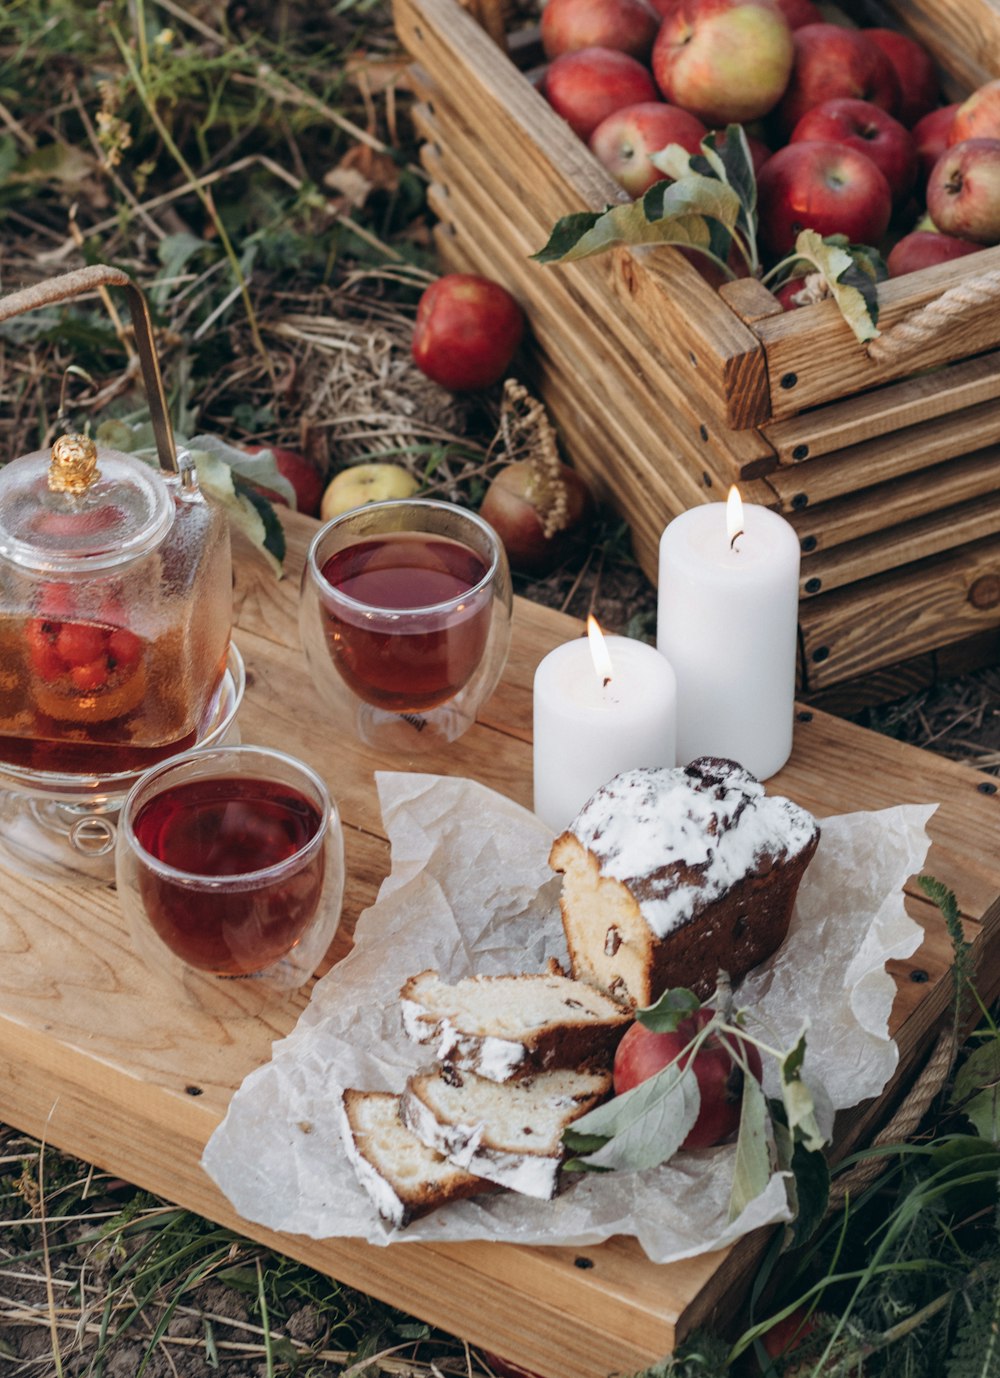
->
0;266;233;778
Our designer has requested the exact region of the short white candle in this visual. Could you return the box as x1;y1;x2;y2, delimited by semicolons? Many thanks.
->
657;491;800;780
533;619;677;833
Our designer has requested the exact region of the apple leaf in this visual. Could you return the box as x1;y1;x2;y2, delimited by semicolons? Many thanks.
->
778;1029;826;1154
727;1072;773;1223
769;1102;829;1247
949;1037;1000;1141
191;449;286;577
562;1060;701;1172
635;986;701;1033
780;229;883;344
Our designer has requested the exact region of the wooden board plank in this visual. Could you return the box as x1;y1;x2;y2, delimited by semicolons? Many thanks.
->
792;448;1000;553
395;0;771;431
799;534;1000;689
752;248;1000;420
3;508;1000;1377
799;490;1000;594
762;351;1000;466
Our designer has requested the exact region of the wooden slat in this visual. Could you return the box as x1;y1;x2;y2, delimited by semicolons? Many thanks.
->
799;534;1000;689
752;248;1000;420
3;508;1000;1377
395;0;772;431
765;403;1000;512
792;448;1000;552
763;351;1000;465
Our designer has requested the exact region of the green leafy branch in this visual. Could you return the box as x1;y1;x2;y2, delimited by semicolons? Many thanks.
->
562;979;830;1231
533;125;887;344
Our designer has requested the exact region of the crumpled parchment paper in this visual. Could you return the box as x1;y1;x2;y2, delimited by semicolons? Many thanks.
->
202;773;935;1264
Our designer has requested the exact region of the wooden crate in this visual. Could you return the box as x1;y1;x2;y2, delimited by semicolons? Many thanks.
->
394;0;1000;696
2;508;1000;1378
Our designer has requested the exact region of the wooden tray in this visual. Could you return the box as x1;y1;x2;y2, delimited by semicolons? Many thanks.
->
2;508;999;1378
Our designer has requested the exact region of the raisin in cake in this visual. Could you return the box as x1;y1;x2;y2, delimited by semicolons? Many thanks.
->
549;757;819;1006
400;969;631;1082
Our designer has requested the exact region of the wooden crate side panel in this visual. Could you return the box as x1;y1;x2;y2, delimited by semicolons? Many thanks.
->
799;490;1000;595
791;448;1000;553
413;109;775;482
762;352;1000;465
395;0;771;431
752;248;1000;419
765;399;1000;512
799;535;1000;689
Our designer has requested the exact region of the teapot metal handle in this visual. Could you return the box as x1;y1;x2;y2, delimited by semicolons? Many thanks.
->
0;265;178;475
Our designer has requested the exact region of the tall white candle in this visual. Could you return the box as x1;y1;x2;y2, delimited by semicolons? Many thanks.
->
533;620;677;833
657;491;800;780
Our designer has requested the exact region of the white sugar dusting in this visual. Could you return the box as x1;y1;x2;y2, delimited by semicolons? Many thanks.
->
569;761;819;939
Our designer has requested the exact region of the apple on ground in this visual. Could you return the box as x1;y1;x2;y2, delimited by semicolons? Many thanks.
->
775;22;901;134
864;27;939;128
652;0;794;126
412;273;525;392
542;46;658;141
761;1306;817;1363
319;463;420;522
613;1008;764;1149
951;78;1000;144
242;443;327;517
926;137;1000;244
912;102;959;182
789;97;917;203
887;228;983;275
540;0;661;62
479;459;593;575
589;101;708;195
756;139;893;258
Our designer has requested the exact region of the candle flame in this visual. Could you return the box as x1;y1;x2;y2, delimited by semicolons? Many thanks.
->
726;485;744;551
587;615;614;689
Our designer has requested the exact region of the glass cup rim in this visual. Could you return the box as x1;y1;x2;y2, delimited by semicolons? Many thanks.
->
306;497;503;619
119;743;334;888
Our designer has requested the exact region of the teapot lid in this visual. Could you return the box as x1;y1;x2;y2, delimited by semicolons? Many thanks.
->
0;435;175;573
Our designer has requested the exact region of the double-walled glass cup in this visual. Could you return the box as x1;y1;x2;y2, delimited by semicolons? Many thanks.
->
299;499;513;751
116;745;345;993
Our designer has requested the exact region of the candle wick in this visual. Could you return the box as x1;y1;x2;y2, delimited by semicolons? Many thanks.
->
603;675;612;689
730;528;744;552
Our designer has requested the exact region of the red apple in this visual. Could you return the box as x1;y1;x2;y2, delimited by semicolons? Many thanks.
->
543;46;658;141
950;78;1000;144
886;228;983;275
757;139;893;257
762;1306;817;1361
772;0;820;27
646;0;682;15
412;274;525;391
480;1354;543;1378
479;460;593;574
926;137;1000;244
652;0;794;125
772;274;811;308
540;0;661;61
864;27;939;128
589;101;708;195
242;444;326;517
613;1009;764;1150
913;102;959;182
790;97;917;203
776;23;900;134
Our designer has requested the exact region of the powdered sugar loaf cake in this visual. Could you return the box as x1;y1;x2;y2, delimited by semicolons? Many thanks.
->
549;758;820;1006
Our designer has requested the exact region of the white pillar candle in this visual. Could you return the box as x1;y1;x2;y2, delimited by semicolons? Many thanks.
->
533;619;677;833
657;491;800;780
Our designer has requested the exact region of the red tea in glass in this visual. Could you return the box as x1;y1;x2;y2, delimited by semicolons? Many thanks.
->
319;531;493;712
133;775;325;975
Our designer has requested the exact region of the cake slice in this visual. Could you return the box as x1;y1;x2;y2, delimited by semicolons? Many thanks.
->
399;1064;612;1199
340;1089;492;1228
400;968;631;1083
550;757;820;1007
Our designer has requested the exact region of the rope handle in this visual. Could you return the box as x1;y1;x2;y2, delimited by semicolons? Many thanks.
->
0;265;178;475
866;265;1000;367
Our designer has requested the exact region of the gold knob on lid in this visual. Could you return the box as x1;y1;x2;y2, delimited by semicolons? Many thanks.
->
48;432;100;494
